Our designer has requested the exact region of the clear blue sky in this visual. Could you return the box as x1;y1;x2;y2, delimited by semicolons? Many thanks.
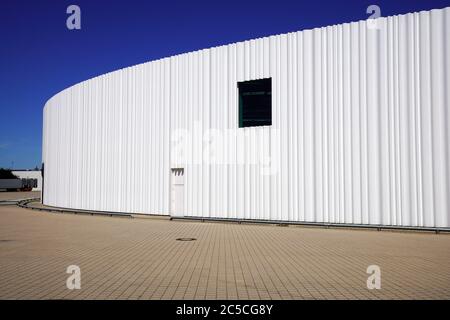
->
1;0;448;169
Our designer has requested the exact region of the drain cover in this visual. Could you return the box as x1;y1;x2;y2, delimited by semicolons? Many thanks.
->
176;238;197;241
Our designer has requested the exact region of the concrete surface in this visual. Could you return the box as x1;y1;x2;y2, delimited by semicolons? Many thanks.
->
0;203;449;300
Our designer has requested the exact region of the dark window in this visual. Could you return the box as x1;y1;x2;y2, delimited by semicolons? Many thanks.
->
238;78;272;127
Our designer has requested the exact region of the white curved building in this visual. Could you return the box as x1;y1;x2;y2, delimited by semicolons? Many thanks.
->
43;7;450;228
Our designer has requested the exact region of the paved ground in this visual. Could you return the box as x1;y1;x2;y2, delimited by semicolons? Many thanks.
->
0;191;40;201
0;202;449;300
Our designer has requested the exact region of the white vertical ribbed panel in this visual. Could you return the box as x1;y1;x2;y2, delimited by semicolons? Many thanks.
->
43;8;450;228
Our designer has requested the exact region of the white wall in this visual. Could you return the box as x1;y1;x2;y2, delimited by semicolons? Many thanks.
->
43;8;450;227
12;170;42;191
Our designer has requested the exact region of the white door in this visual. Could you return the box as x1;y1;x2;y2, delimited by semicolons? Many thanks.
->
171;168;185;217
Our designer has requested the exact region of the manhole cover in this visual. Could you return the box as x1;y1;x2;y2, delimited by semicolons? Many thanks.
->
176;238;197;241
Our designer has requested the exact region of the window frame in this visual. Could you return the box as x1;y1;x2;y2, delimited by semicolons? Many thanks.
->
237;78;272;128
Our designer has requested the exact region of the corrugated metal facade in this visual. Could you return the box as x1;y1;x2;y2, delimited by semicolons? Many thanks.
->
43;8;450;227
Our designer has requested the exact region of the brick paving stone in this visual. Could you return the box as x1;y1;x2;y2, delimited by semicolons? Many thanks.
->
0;191;39;201
0;202;449;299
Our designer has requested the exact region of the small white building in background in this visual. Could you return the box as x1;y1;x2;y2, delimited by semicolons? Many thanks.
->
43;7;450;228
12;170;42;191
